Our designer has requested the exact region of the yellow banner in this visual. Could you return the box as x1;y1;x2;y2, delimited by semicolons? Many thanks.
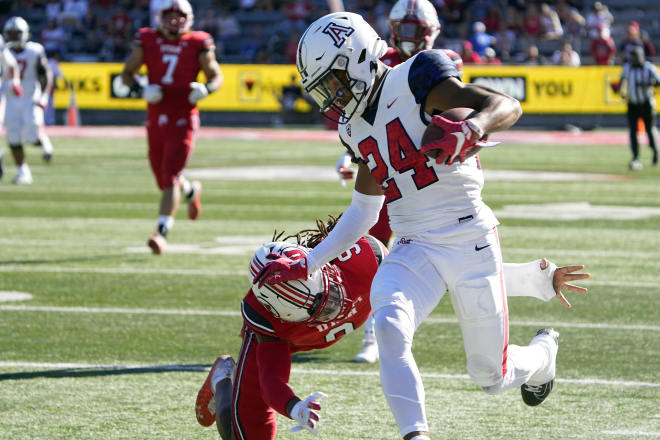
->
54;62;302;111
53;63;652;114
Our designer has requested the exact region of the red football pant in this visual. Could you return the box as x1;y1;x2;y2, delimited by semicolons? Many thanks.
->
230;328;278;440
146;112;198;190
368;204;392;246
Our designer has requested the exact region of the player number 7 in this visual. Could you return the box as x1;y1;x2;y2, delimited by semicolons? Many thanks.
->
161;54;179;85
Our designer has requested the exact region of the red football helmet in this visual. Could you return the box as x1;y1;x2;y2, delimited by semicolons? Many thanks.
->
389;0;441;59
249;242;352;323
157;0;193;36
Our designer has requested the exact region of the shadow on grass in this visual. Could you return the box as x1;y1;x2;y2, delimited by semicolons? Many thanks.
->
0;364;209;381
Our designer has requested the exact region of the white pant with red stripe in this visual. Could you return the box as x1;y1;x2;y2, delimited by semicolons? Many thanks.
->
370;228;553;437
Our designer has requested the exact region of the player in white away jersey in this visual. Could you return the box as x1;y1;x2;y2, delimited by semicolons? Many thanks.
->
0;33;23;181
254;12;584;440
2;17;54;185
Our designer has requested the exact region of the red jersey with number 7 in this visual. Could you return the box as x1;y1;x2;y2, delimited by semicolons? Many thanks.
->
241;236;386;352
136;28;215;115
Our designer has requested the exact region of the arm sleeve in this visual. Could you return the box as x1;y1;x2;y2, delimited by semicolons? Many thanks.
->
503;259;557;302
256;339;298;418
306;190;385;273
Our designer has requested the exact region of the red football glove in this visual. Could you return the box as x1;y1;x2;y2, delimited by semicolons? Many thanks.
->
11;80;23;98
253;253;309;287
337;167;355;180
421;116;484;165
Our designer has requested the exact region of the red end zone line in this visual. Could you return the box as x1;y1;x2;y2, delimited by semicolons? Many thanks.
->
43;126;629;146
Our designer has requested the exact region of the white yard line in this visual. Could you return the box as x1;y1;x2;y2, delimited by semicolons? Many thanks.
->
0;267;245;276
0;265;656;289
1;305;658;332
0;361;657;388
602;430;660;437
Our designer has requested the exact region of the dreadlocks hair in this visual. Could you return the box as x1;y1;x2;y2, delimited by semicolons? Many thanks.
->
271;214;342;249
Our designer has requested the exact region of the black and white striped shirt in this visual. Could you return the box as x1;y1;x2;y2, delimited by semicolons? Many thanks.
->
620;61;660;105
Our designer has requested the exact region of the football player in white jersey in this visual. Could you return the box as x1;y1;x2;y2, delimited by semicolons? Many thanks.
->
0;33;23;181
255;12;570;440
2;17;54;185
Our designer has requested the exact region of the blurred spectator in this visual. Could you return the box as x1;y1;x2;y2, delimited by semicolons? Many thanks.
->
217;7;241;56
619;21;656;63
198;8;219;38
519;44;544;65
460;40;482;64
553;41;580;66
284;0;314;32
45;0;61;23
284;30;300;64
465;0;492;23
440;0;468;39
482;5;500;34
40;19;67;56
539;3;562;40
60;0;88;28
483;47;501;65
522;3;542;40
469;21;496;56
494;20;517;61
240;24;265;62
585;1;613;39
590;23;616;65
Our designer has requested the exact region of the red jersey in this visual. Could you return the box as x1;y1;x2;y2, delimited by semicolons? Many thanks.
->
591;36;616;65
241;236;385;352
381;47;403;67
137;27;214;115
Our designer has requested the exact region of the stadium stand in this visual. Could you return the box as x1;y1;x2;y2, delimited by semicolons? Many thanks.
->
0;0;658;65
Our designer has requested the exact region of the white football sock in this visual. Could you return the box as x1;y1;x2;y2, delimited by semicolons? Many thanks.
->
39;135;53;154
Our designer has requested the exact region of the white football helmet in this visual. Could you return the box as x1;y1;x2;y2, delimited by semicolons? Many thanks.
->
249;242;351;323
3;17;29;51
296;12;388;124
156;0;193;36
389;0;440;59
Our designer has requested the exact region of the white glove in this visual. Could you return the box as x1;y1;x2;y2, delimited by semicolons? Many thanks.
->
142;84;162;103
188;82;208;105
335;152;355;187
290;392;328;435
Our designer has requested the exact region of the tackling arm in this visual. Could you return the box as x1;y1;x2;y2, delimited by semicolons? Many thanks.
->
305;163;384;273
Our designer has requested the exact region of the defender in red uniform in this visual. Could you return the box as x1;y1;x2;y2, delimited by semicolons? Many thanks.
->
194;217;587;439
195;218;388;440
121;0;222;254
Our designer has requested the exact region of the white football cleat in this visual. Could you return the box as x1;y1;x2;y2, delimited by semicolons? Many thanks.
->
354;340;379;363
629;159;643;171
12;167;33;185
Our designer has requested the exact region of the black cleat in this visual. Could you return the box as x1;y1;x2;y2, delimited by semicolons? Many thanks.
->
521;379;554;406
0;153;3;180
43;152;52;163
521;328;559;406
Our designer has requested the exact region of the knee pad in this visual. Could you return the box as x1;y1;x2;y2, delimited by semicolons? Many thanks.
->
374;306;414;358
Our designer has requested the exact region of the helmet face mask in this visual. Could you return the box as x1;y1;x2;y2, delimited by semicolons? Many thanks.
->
389;0;440;58
305;55;368;124
297;12;387;124
3;17;29;50
249;242;351;324
156;0;193;36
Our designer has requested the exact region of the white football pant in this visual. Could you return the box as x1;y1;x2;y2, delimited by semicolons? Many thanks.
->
370;228;553;437
4;97;45;145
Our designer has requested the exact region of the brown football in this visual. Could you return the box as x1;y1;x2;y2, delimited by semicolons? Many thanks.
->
421;107;478;159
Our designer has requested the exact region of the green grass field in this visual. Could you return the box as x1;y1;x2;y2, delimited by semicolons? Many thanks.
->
0;131;658;439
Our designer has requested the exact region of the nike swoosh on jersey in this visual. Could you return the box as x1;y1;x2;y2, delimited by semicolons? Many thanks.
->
475;244;491;251
387;98;398;108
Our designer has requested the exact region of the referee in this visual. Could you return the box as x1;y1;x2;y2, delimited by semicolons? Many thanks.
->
620;46;660;170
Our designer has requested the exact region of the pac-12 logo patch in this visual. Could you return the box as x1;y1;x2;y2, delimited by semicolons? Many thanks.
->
322;22;355;48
